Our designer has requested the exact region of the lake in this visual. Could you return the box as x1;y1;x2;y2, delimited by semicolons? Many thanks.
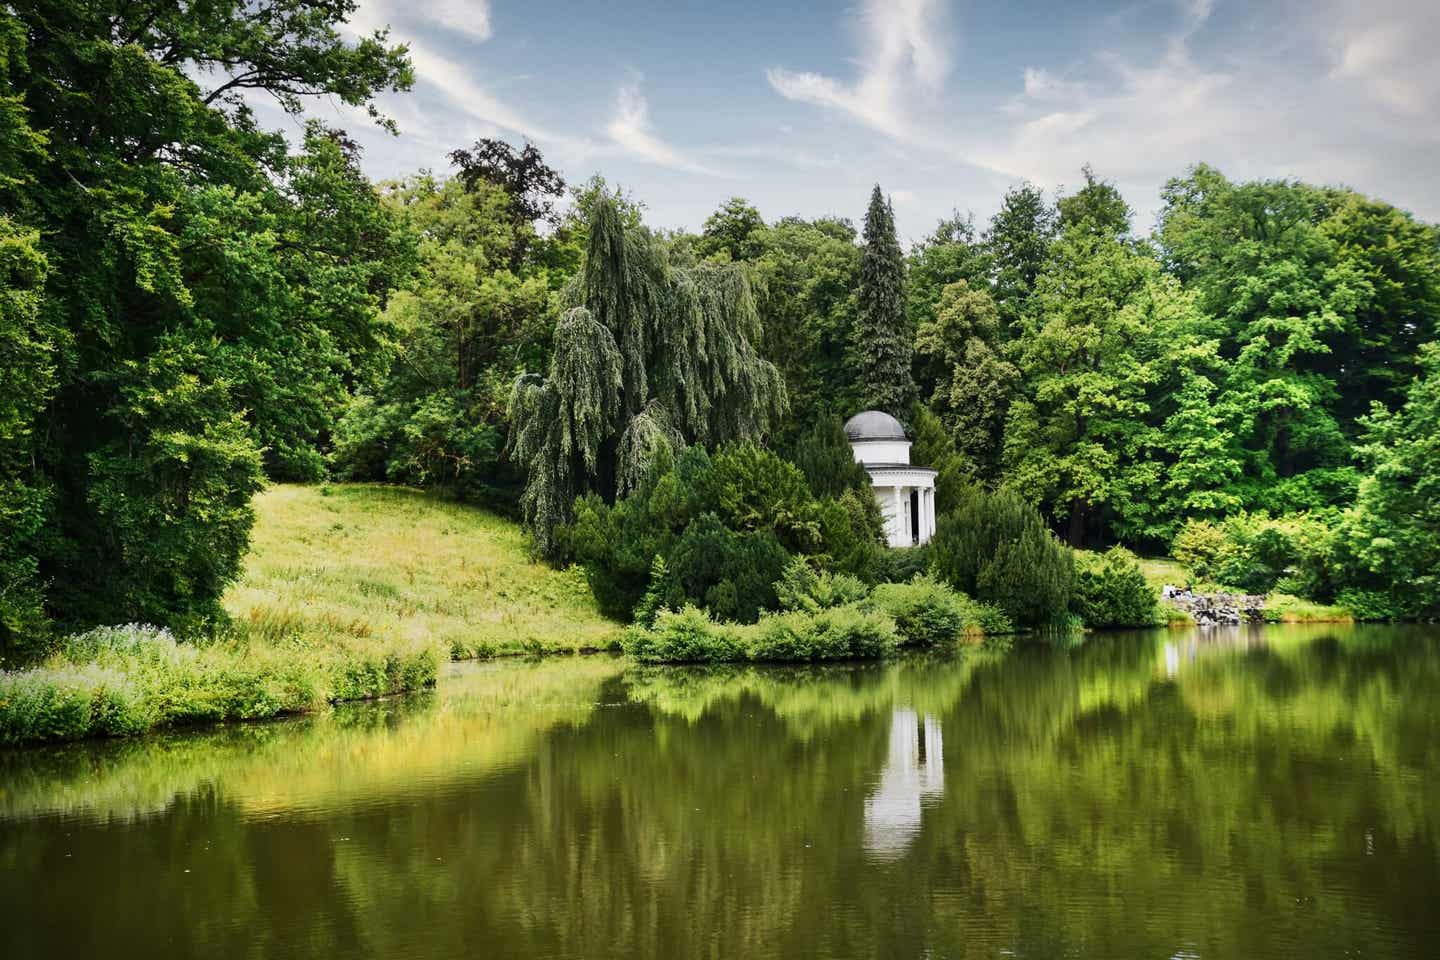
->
3;624;1438;959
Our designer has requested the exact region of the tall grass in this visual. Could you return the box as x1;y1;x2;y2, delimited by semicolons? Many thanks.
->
0;624;438;745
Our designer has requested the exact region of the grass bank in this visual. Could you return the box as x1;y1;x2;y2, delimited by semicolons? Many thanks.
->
1;484;620;745
226;484;620;658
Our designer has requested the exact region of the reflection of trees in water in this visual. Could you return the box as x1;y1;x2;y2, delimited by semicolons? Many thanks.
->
4;626;1440;958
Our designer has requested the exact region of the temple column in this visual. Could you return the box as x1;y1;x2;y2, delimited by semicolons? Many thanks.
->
893;486;905;547
924;486;935;541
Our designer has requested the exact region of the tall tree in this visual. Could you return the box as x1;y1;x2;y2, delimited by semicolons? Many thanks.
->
915;280;1019;474
448;138;566;270
1158;165;1440;516
510;192;786;556
906;212;993;401
1340;343;1440;617
853;185;913;417
0;0;411;645
1001;172;1183;547
696;198;768;262
985;182;1057;335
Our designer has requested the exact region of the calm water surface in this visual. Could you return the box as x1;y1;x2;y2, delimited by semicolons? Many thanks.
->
3;624;1439;959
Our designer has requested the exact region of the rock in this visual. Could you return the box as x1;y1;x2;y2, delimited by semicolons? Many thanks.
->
1162;585;1265;626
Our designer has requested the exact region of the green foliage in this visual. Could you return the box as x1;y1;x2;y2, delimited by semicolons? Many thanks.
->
985;182;1057;334
0;0;412;641
915;281;1018;473
623;605;749;663
332;167;571;512
0;623;437;745
775;557;869;612
1158;165;1440;517
748;604;899;661
0;218;54;654
697;198;768;262
931;487;1075;627
1172;513;1338;597
869;574;1011;645
569;441;883;624
511;193;786;555
749;215;862;426
854;185;913;417
788;414;870;499
667;515;789;624
623;602;900;663
1337;343;1440;617
702;442;820;552
1071;548;1159;628
872;545;932;585
907;404;974;515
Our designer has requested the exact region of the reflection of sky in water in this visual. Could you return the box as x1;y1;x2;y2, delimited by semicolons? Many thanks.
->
863;709;945;858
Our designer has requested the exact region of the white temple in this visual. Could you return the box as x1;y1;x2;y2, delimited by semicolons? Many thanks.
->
844;410;938;548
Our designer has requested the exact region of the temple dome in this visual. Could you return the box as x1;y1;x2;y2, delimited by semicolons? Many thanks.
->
844;410;907;442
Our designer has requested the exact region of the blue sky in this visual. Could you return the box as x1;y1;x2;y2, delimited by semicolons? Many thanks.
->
277;0;1439;240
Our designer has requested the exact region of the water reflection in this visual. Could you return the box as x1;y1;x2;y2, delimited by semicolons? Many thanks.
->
2;624;1439;960
863;710;945;858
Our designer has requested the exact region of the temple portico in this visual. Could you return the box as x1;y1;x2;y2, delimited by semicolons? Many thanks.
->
843;411;938;548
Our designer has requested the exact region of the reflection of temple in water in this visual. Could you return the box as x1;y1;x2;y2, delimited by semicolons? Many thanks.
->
863;710;945;858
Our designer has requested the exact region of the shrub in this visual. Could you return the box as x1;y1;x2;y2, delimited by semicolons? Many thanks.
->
668;515;790;624
814;489;885;580
622;605;748;663
931;487;1074;627
700;442;822;553
1071;547;1159;628
1171;513;1338;597
748;605;899;661
871;543;931;585
775;557;869;612
870;575;979;645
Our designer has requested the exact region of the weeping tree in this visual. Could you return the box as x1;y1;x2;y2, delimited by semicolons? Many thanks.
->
511;194;787;556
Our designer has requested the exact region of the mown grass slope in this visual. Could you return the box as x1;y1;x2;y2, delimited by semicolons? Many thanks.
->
225;484;621;658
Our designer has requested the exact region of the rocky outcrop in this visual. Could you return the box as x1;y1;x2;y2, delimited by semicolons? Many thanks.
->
1161;585;1265;626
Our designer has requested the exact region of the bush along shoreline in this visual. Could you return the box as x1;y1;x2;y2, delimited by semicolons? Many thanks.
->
623;564;1013;664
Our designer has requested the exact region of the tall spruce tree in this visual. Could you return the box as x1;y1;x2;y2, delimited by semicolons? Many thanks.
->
854;185;913;417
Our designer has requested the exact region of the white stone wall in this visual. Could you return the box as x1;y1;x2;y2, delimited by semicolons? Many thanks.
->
852;440;912;466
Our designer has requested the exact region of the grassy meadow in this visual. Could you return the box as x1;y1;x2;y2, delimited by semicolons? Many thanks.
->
226;484;621;659
0;484;620;745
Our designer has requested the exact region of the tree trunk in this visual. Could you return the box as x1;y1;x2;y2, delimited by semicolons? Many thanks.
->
1067;498;1088;548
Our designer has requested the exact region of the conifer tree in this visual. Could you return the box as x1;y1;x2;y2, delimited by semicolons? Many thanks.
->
854;185;913;417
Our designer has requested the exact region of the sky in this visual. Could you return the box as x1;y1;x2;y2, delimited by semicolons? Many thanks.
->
269;0;1440;241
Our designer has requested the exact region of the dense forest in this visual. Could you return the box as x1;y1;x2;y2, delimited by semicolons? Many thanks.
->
2;1;1438;658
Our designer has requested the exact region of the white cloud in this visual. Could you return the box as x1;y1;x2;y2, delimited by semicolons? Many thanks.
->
420;0;493;42
766;0;952;142
605;80;722;175
1329;10;1437;116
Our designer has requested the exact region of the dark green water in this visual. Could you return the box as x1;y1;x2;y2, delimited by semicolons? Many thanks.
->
3;624;1439;959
